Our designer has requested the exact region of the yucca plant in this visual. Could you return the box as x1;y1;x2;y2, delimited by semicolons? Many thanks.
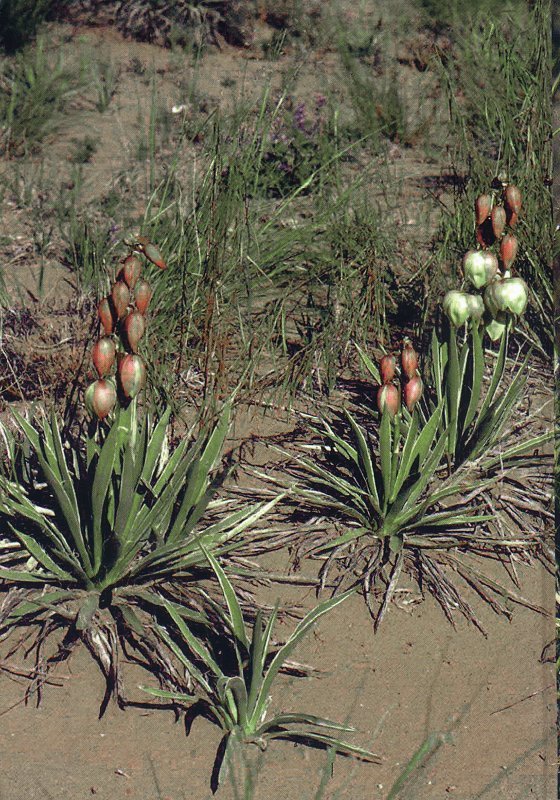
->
0;402;278;709
142;547;378;790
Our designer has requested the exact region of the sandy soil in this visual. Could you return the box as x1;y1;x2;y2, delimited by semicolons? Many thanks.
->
0;7;556;800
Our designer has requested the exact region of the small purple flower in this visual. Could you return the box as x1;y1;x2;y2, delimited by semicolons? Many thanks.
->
293;102;307;132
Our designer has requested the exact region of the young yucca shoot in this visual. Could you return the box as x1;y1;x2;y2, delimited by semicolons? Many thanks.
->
142;547;378;788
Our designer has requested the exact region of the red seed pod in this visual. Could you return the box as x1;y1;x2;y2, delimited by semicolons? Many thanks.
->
377;383;400;417
92;336;116;377
121;254;143;289
474;194;492;225
500;233;518;270
136;237;166;270
505;209;518;229
401;340;418;379
476;218;495;249
504;185;522;216
491;205;506;239
379;354;396;384
403;375;423;412
134;279;153;315
89;379;117;420
118;354;146;399
98;297;116;335
111;280;130;319
123;310;146;353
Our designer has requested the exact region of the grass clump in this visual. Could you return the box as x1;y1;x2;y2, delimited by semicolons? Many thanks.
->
0;0;52;54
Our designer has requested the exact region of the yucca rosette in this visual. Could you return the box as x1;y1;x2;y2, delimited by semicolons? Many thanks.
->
118;354;147;399
462;250;499;289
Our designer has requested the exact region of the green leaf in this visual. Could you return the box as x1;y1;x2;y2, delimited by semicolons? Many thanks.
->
75;592;100;631
355;342;381;383
252;590;354;727
91;421;121;573
379;408;393;509
200;544;249;654
344;409;380;514
463;323;484;433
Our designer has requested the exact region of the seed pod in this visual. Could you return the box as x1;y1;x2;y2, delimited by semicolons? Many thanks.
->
111;280;130;319
134;280;153;315
491;205;506;239
380;354;396;384
476;217;496;249
136;236;166;270
403;375;423;412
484;277;528;318
505;209;518;229
475;194;492;225
89;379;117;420
124;310;146;353
121;254;143;289
500;233;518;270
401;340;418;379
463;250;498;289
504;185;522;216
98;297;115;335
443;290;471;327
467;294;485;322
92;336;116;377
118;354;146;399
377;382;400;417
84;382;96;415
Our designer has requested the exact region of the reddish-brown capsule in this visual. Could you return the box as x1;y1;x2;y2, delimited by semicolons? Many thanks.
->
476;218;495;249
123;310;146;353
136;237;166;270
475;194;492;225
134;280;152;315
98;297;115;335
111;280;130;319
118;354;146;399
89;379;117;420
377;383;400;417
401;340;418;379
491;205;506;239
121;255;143;289
500;233;518;270
506;209;518;229
92;337;116;377
380;354;396;384
504;185;522;216
403;375;423;412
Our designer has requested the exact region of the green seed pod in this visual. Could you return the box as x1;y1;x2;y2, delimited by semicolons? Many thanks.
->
484;277;528;318
463;250;498;289
467;294;485;321
443;290;471;327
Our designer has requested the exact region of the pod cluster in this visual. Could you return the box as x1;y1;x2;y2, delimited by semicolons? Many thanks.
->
377;339;423;417
85;237;166;420
443;183;527;341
